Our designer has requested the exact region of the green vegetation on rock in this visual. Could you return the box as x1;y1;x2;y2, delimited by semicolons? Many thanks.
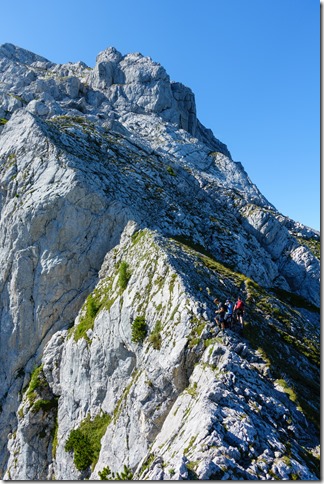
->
31;398;58;414
65;429;93;471
166;165;176;176
131;316;147;343
244;321;320;429
113;370;140;424
296;236;320;260
98;464;133;480
65;413;111;471
118;261;131;290
71;273;119;343
25;365;47;403
148;320;162;349
73;293;101;342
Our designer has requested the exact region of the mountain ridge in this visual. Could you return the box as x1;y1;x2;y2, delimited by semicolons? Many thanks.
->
0;44;320;480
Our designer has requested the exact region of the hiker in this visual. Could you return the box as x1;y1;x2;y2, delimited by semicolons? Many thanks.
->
234;296;245;329
214;298;227;330
224;299;234;328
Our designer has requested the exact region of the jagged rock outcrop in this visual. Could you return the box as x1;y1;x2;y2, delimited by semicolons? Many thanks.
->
0;43;320;480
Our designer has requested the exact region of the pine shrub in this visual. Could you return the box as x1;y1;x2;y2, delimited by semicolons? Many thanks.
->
118;261;131;290
65;429;94;471
131;316;147;343
65;413;111;471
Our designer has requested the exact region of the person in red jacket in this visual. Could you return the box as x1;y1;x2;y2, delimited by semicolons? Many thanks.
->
234;296;245;329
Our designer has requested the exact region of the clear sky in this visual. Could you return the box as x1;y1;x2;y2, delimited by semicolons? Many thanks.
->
1;0;320;231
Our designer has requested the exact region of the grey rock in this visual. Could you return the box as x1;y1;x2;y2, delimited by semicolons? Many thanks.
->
0;43;320;480
26;99;49;116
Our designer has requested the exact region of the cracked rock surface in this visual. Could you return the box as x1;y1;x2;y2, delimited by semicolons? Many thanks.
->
0;44;320;480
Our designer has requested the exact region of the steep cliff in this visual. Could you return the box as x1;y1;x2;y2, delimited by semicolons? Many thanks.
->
0;44;320;480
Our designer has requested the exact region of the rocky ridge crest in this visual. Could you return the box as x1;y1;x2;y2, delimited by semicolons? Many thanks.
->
0;44;320;480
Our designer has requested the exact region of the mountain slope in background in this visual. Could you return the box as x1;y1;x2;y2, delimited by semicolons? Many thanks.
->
0;43;320;480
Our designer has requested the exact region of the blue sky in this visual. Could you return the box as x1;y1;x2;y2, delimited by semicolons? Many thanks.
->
1;0;320;230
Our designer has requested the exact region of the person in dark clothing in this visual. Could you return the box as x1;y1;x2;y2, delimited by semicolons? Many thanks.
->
214;298;227;329
224;299;234;328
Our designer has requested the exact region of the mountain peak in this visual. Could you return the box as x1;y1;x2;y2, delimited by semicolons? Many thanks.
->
95;46;123;64
0;43;231;157
0;44;320;480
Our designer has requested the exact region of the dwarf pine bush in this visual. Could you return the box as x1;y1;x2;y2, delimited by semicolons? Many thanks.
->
131;316;147;343
118;261;131;290
65;413;111;471
98;464;133;480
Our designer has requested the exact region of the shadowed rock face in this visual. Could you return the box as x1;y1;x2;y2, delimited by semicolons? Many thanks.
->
0;44;320;480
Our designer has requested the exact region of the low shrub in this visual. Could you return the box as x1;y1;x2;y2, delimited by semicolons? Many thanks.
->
65;413;111;471
131;316;147;343
98;464;133;480
65;429;94;471
118;261;131;290
31;398;57;414
166;165;176;176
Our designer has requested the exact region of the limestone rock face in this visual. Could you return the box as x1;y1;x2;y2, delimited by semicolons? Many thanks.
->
0;44;320;480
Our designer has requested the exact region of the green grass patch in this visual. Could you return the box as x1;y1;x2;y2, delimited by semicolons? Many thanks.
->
275;379;300;406
186;460;199;480
186;382;198;398
296;236;320;260
131;229;146;245
204;336;222;348
275;326;320;367
171;235;251;301
188;317;206;348
112;370;141;425
166;165;176;176
171;235;218;260
244;321;320;430
52;415;59;458
73;293;101;342
184;435;197;455
25;365;47;403
138;453;155;477
148;320;162;350
169;273;177;294
69;276;118;342
271;287;319;313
